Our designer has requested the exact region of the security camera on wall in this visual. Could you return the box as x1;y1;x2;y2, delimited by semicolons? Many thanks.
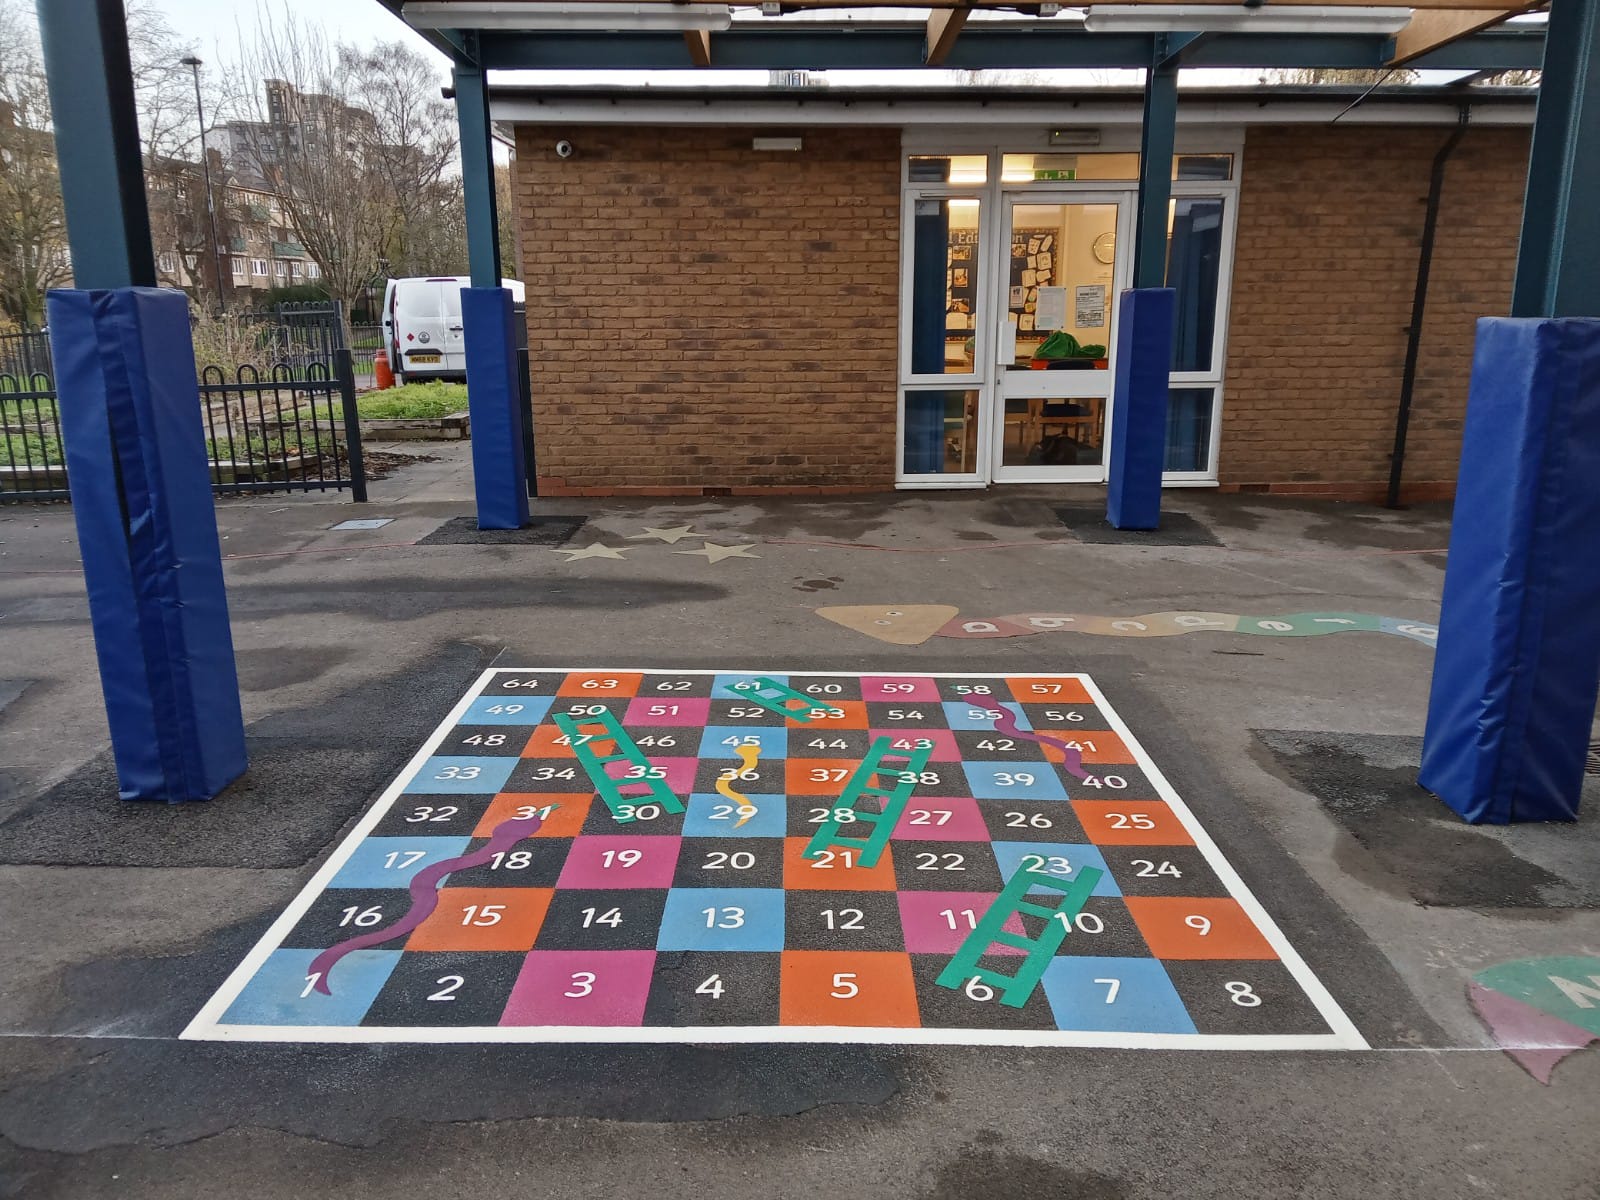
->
555;140;575;159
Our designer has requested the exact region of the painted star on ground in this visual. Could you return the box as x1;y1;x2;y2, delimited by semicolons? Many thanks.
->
675;542;761;563
627;525;700;544
548;543;633;561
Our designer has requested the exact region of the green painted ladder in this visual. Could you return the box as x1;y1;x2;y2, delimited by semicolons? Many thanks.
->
801;736;935;869
552;709;685;823
723;676;843;723
936;865;1104;1008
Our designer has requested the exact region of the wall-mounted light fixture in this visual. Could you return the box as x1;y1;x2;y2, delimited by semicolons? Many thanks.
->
753;136;803;151
1083;5;1409;34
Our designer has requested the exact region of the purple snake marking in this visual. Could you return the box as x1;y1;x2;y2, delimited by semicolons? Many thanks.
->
991;708;1090;782
306;810;546;995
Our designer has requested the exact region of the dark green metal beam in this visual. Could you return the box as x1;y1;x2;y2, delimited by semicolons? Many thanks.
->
1512;0;1599;318
474;25;1543;73
34;0;156;289
453;62;503;287
1133;45;1178;291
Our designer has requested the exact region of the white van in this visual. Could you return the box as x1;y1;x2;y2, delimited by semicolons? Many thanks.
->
382;276;527;383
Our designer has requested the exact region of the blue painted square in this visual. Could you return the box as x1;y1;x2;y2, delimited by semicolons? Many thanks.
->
658;887;785;951
697;725;790;760
941;701;1033;732
1041;957;1196;1034
962;761;1069;801
221;948;400;1026
682;792;787;838
459;695;554;725
404;756;518;794
990;841;1119;896
325;836;473;888
714;672;788;699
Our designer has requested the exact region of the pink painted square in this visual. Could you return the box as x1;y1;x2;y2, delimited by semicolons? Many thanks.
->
897;892;1028;955
599;756;698;795
861;676;942;703
623;697;712;727
500;950;656;1026
891;795;988;841
556;835;682;888
870;728;961;762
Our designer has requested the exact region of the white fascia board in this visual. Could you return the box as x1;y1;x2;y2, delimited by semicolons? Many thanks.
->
491;93;1535;128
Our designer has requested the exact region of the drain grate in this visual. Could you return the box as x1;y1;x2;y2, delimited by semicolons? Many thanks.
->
416;515;587;546
1587;743;1600;776
1052;506;1223;547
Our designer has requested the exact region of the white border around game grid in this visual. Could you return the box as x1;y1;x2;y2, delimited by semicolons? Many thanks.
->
183;669;1369;1050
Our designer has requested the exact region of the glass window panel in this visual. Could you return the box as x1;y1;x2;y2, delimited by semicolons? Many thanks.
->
1000;152;1140;182
908;154;988;184
1001;395;1105;469
902;389;980;475
1174;154;1234;180
1006;203;1116;369
1165;196;1225;373
1165;387;1215;472
910;196;982;375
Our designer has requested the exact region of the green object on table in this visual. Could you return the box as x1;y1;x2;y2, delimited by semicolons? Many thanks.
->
1078;343;1107;358
1034;331;1081;359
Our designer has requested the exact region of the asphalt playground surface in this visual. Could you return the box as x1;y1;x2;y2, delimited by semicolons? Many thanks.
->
2;449;1597;1199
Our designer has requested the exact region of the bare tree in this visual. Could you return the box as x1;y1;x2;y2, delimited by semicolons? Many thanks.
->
0;0;69;330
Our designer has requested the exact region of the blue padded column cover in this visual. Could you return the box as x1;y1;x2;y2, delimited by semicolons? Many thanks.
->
461;286;530;529
1106;287;1176;530
47;287;247;802
1420;316;1600;823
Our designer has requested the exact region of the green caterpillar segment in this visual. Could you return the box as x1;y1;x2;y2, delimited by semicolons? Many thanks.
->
936;865;1104;1009
801;736;935;868
551;709;685;822
721;676;843;723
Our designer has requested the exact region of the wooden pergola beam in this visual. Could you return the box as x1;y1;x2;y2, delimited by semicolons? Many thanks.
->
1389;6;1544;66
925;4;971;66
684;27;712;66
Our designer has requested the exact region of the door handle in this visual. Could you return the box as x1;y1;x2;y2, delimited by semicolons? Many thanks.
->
447;325;464;332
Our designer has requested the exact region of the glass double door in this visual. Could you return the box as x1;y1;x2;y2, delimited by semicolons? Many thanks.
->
989;192;1132;483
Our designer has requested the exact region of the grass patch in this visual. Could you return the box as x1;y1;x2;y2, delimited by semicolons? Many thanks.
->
357;382;467;420
1;430;62;464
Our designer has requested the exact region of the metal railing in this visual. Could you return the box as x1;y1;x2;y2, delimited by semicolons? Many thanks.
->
1;351;366;504
0;332;53;381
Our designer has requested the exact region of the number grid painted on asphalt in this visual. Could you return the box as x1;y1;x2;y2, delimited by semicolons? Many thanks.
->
183;669;1366;1049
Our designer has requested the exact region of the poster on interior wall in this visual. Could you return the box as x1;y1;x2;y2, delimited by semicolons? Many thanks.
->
1036;286;1068;332
1074;284;1107;327
1010;285;1026;308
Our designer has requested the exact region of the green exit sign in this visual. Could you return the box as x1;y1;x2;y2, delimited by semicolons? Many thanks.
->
1033;169;1077;181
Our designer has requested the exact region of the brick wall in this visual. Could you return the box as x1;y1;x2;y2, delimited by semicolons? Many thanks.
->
512;125;901;496
1220;125;1529;502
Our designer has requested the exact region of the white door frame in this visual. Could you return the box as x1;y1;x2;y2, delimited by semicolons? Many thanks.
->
988;189;1134;485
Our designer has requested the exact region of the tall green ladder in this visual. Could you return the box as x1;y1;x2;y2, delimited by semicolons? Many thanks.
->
936;865;1104;1008
552;709;686;824
801;736;935;868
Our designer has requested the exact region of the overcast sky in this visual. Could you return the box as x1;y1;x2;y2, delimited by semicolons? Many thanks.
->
153;0;444;62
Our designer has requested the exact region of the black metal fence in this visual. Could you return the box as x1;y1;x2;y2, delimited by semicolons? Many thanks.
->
1;349;366;504
0;331;52;381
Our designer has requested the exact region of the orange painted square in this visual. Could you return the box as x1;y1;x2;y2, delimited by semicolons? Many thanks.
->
1061;731;1135;765
472;793;592;838
784;700;869;730
786;758;868;796
556;671;643;698
782;837;899;891
1071;800;1194;846
521;725;579;758
1005;676;1093;705
1124;897;1278;960
780;951;920;1027
406;887;553;951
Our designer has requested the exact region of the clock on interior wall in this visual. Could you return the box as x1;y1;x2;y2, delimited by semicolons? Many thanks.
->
1092;231;1116;265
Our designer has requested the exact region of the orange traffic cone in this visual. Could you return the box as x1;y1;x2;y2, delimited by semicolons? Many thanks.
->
374;347;395;390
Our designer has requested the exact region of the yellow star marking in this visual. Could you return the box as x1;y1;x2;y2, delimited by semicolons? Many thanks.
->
547;543;632;561
676;542;761;563
715;744;762;828
628;525;699;544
